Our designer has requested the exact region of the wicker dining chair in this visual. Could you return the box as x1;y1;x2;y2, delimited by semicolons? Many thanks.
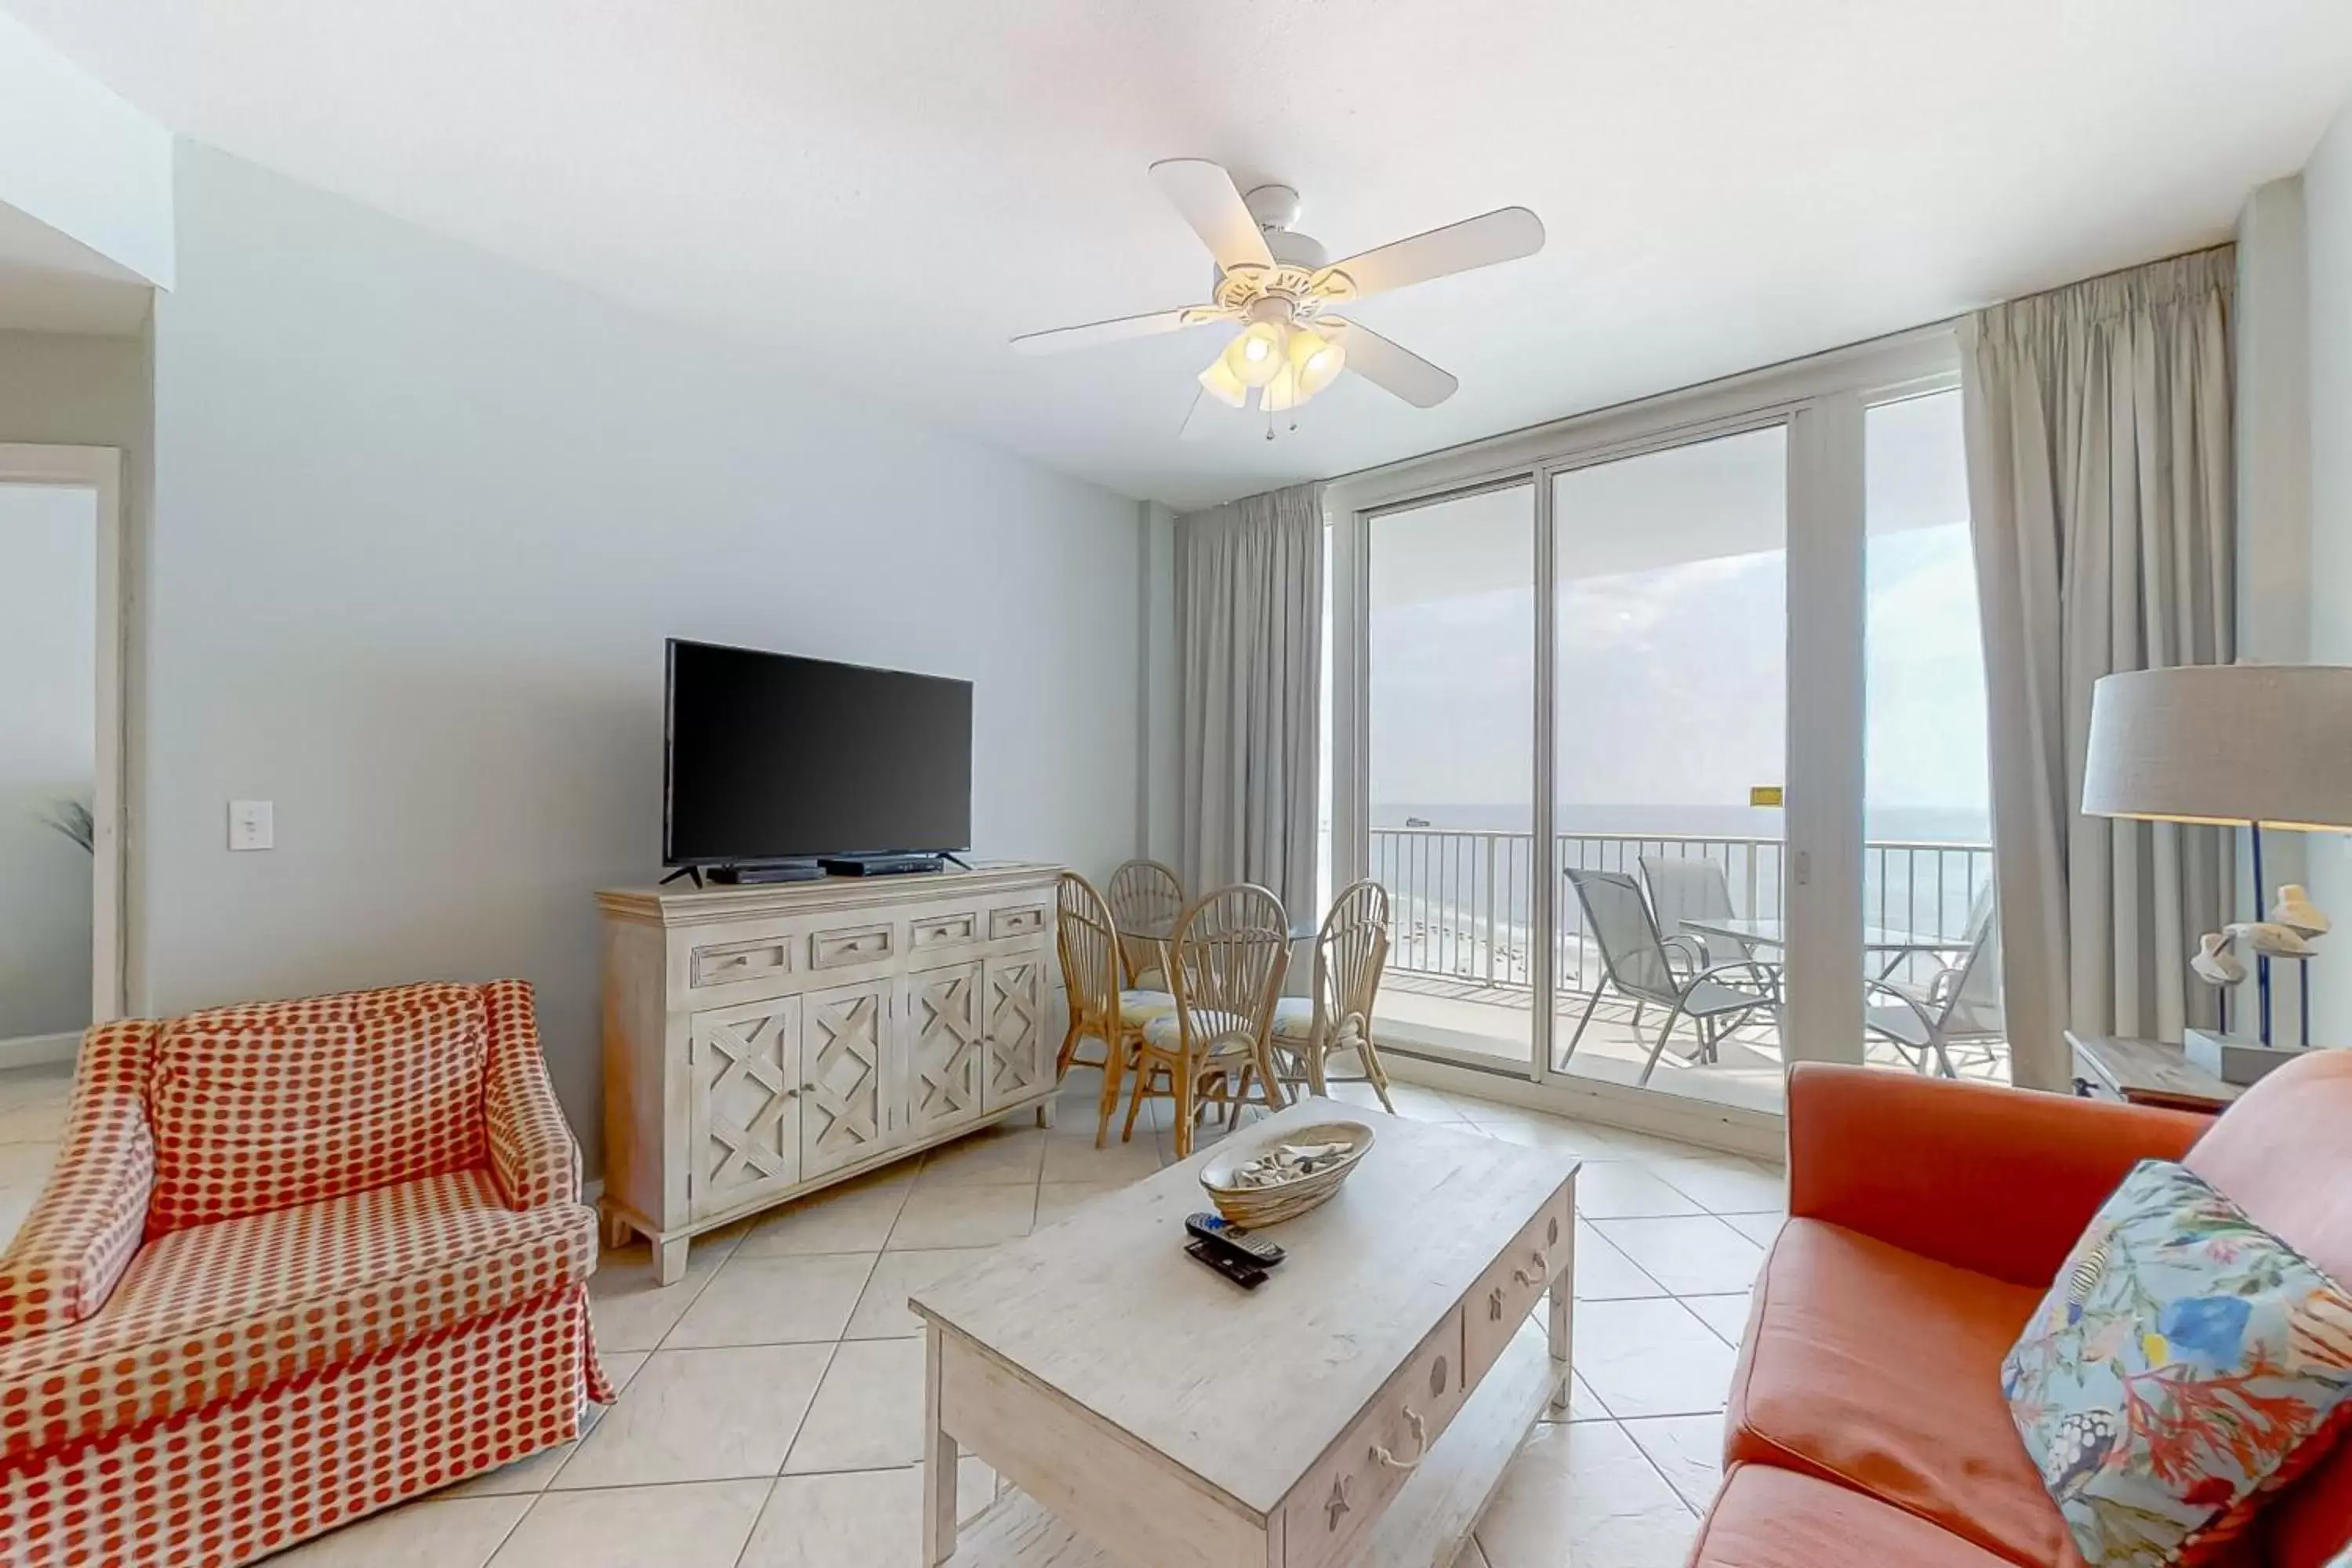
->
1266;879;1397;1111
1054;872;1140;1147
1120;883;1290;1160
1104;858;1185;989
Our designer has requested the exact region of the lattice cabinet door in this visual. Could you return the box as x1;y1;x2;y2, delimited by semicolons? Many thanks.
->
903;959;985;1140
982;955;1049;1110
687;996;804;1220
802;979;894;1181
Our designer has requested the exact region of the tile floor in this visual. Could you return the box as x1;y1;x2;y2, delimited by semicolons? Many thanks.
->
0;1062;1787;1567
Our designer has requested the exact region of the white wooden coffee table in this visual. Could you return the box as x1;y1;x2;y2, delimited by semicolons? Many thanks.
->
909;1098;1577;1568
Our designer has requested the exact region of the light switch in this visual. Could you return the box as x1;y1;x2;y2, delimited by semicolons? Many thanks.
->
228;800;274;851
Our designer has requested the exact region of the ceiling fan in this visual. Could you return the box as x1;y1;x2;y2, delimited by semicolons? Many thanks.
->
1012;160;1545;422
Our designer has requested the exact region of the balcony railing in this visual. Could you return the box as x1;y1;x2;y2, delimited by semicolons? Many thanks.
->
1369;829;1993;994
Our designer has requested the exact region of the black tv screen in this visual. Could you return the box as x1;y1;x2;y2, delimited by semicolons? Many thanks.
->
664;640;973;866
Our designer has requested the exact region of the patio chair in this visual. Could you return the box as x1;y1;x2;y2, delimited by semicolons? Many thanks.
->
1563;868;1780;1087
1638;854;1749;972
1864;884;2003;1078
1105;858;1185;989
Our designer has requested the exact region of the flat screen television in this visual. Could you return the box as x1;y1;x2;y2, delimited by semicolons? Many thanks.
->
663;639;973;867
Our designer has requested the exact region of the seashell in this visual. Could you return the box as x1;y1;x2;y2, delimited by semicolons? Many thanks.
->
2190;931;2246;987
2225;920;2319;959
2270;884;2332;938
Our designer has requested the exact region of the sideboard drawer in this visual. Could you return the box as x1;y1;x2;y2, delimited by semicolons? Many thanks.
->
909;911;980;951
989;904;1048;942
811;923;895;971
1281;1306;1469;1568
1464;1185;1569;1387
691;937;794;989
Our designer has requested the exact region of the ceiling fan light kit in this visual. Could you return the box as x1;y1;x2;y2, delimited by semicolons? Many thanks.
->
1011;158;1544;432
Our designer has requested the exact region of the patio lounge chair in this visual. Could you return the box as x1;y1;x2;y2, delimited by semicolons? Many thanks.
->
1638;854;1749;973
1563;867;1780;1087
1863;884;2003;1077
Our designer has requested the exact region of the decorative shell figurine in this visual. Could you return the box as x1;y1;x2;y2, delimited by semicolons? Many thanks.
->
2270;884;2332;938
2225;920;2319;960
2190;931;2246;988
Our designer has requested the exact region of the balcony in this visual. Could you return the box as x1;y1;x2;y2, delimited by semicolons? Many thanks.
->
1367;828;2007;1112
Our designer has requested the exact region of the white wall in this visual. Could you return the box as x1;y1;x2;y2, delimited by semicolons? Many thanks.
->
145;143;1143;1172
2303;97;2352;1050
0;483;96;1040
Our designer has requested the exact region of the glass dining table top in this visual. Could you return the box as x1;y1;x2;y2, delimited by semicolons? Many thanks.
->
1123;916;1320;943
1679;915;1956;954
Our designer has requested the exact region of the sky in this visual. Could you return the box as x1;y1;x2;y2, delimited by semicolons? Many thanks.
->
1363;390;1989;840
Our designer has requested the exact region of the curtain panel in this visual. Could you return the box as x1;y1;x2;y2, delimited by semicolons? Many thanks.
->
1174;483;1323;917
1962;247;2236;1091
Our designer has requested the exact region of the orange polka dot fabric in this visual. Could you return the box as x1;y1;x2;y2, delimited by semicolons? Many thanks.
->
0;979;611;1567
147;982;492;1234
0;1287;594;1566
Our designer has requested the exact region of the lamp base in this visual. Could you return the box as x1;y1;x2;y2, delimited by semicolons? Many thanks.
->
2184;1029;2318;1087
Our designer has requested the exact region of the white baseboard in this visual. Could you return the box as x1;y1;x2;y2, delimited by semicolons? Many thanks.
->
0;1031;80;1070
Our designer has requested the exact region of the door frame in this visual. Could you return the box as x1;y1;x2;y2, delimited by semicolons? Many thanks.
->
1323;325;1961;1139
0;444;128;1050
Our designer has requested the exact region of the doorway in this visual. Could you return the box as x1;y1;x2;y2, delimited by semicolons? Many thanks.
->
0;446;125;1062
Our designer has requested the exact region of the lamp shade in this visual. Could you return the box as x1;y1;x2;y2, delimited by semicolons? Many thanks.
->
2080;665;2352;832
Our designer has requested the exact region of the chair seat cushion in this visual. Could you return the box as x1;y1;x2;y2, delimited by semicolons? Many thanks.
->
1728;1218;2082;1568
1141;1008;1256;1051
1692;1464;2024;1567
0;1167;596;1463
1117;989;1177;1029
148;982;492;1232
1269;996;1316;1041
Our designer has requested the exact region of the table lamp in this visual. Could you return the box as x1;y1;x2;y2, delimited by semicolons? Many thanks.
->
2080;665;2352;1082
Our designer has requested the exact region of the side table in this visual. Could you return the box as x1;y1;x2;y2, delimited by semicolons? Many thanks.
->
2066;1031;2241;1115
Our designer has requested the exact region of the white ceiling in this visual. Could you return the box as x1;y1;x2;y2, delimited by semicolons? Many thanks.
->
9;1;2352;507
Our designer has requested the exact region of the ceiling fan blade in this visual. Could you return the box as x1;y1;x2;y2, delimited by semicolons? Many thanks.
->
1011;306;1226;355
1149;158;1276;275
1316;207;1544;299
1326;318;1458;408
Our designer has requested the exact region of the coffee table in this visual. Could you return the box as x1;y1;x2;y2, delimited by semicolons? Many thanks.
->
909;1098;1577;1567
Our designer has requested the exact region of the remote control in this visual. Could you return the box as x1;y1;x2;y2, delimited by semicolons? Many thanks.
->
1185;1237;1268;1290
1186;1211;1286;1268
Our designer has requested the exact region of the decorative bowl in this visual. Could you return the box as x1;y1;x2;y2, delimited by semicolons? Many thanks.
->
1198;1120;1376;1227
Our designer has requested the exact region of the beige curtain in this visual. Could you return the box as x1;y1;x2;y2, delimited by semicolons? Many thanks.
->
1174;483;1323;916
1962;248;2236;1091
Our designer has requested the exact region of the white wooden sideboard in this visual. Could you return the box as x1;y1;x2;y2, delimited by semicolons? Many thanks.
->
597;862;1064;1283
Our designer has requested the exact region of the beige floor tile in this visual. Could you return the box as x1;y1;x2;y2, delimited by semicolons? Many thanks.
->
1590;1215;1764;1296
1476;1421;1698;1568
1458;1534;1494;1568
1573;1298;1740;1418
1622;1413;1728;1513
1724;1210;1784;1247
1651;1152;1787;1214
916;1123;1047;1186
270;1494;531;1567
1040;1127;1162;1183
887;1181;1036;1250
847;1247;995;1338
0;1093;69;1145
1033;1180;1127;1230
442;1352;650;1497
1681;1291;1753;1347
785;1338;926;1472
1573;1221;1668;1301
1466;1110;1610;1157
491;1479;770;1568
738;1457;997;1567
586;1230;740;1352
1319;1079;1468;1123
1565;1371;1611;1421
666;1250;877;1348
735;1167;915;1258
1573;1161;1707;1218
554;1343;831;1489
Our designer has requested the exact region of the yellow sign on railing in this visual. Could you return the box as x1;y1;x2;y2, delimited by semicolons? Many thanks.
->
1749;786;1784;808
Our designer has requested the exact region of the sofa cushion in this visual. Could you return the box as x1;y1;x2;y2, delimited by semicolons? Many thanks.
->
148;982;491;1232
0;1166;595;1463
2002;1160;2352;1568
1690;1463;2025;1568
1728;1217;2084;1567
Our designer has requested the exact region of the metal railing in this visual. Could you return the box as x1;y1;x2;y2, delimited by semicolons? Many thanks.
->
1369;828;1992;995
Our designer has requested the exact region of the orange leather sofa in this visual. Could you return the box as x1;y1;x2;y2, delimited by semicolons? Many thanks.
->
1687;1052;2352;1568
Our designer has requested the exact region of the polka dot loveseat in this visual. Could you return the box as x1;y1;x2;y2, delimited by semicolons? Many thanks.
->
0;980;612;1566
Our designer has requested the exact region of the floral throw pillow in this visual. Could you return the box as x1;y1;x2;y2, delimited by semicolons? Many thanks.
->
2002;1160;2352;1568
